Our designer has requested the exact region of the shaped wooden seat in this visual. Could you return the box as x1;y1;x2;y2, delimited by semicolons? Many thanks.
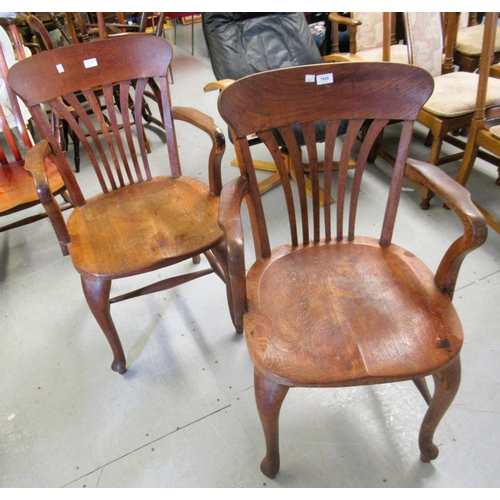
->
217;61;487;478
8;35;239;374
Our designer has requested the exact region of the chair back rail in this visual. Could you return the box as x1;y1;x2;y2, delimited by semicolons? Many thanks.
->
8;35;180;205
219;63;434;258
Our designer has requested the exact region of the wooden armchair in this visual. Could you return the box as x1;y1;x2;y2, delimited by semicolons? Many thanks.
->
8;35;240;374
217;62;487;478
1;22;71;238
456;12;500;234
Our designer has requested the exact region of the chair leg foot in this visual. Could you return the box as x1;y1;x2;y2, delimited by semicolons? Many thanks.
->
81;276;127;374
420;198;431;210
419;356;461;462
255;368;289;478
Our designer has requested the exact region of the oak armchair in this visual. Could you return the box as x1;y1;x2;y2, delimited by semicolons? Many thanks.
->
8;35;240;374
217;61;487;478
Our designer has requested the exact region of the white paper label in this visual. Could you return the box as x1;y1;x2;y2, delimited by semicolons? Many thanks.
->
56;64;64;73
84;58;98;69
317;73;334;85
305;74;316;83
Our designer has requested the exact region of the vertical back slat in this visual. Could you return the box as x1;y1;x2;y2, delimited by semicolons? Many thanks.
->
132;77;152;180
157;74;181;178
380;120;415;246
234;137;271;259
337;119;363;241
88;85;126;188
101;83;126;187
323;120;341;242
278;126;310;245
259;128;299;247
348;119;389;240
301;122;321;243
119;80;142;183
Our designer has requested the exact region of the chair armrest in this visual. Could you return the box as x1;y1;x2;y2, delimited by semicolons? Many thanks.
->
171;106;225;196
24;140;71;255
219;176;250;331
328;13;361;27
203;79;235;92
489;65;500;79
405;158;488;298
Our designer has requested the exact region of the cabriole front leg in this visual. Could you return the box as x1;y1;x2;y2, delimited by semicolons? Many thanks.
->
254;368;289;479
419;356;461;462
81;276;127;374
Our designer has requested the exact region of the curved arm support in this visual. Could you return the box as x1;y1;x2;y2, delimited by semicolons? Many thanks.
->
25;140;71;255
203;79;235;93
219;176;250;329
405;159;487;298
322;54;366;63
328;13;362;27
172;106;226;195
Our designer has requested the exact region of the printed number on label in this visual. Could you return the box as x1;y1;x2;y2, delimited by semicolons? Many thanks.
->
317;73;334;85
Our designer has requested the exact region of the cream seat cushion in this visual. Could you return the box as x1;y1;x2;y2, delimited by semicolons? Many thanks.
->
456;24;500;56
489;124;500;140
357;44;409;64
423;72;500;117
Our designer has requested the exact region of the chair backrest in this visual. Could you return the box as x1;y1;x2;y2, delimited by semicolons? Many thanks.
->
351;12;385;52
404;12;444;77
8;35;179;207
202;12;323;81
23;13;56;51
218;62;434;258
472;13;500;119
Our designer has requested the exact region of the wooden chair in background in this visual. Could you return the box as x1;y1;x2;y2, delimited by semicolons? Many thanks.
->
453;12;500;72
328;12;408;63
217;62;487;478
1;20;71;239
376;12;500;209
8;35;240;374
21;13;83;171
456;12;500;234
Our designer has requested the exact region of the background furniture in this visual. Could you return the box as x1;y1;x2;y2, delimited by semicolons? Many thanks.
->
8;35;239;374
217;61;487;478
1;20;71;238
453;12;500;72
456;12;500;234
203;12;348;200
329;12;408;63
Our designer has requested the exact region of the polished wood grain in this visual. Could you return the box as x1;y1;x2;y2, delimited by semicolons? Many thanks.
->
8;35;239;374
217;62;487;478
